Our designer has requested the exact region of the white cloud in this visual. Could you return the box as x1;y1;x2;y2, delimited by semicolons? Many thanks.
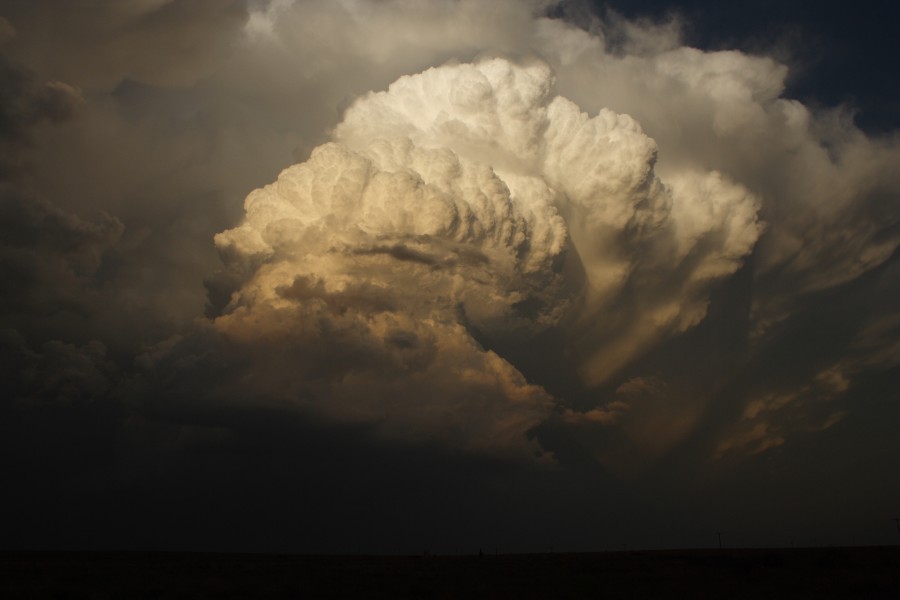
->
205;56;764;456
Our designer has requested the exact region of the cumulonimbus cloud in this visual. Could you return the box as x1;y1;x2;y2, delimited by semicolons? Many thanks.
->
195;57;762;458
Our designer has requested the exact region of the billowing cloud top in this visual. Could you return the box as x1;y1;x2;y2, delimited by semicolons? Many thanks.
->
204;57;762;458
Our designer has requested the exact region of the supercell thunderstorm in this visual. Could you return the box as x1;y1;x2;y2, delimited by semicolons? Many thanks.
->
205;58;762;459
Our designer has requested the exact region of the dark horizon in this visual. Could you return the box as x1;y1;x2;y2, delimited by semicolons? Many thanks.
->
5;547;900;598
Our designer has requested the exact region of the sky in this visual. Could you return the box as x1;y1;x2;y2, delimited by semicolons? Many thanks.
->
1;0;898;553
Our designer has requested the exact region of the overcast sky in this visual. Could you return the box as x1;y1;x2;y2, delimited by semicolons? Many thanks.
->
1;0;898;553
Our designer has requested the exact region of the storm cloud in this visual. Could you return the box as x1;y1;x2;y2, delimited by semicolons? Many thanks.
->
1;0;898;551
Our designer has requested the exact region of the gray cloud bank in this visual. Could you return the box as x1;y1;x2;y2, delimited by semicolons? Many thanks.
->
1;0;899;550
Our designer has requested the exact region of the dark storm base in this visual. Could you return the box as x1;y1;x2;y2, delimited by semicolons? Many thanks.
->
3;547;899;598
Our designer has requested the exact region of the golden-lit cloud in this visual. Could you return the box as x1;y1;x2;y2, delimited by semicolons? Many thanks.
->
188;57;764;458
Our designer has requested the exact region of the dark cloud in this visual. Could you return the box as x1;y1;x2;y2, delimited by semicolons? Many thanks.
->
0;53;82;178
0;48;123;348
0;192;122;320
0;0;249;90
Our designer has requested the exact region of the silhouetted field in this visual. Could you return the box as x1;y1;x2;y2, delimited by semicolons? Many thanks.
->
2;547;899;598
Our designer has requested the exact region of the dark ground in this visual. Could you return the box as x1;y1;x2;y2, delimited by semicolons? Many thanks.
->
2;547;898;598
